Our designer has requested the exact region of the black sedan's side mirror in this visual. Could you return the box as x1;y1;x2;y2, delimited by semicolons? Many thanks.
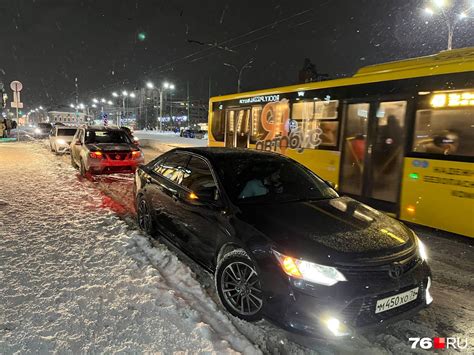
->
187;187;222;207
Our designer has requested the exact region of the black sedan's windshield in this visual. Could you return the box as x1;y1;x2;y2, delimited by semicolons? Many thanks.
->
213;154;338;204
85;130;131;144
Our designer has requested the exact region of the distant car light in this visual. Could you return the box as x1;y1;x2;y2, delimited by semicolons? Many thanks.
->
273;250;346;286
34;128;41;134
133;136;139;142
57;139;66;145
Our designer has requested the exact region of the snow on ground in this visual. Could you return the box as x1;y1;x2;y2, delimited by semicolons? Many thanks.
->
0;142;258;353
1;141;473;354
134;130;207;148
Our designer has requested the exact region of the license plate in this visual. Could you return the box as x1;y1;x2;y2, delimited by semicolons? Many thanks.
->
375;287;419;314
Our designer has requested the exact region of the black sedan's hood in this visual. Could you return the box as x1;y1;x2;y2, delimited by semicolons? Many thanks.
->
238;196;416;265
86;143;134;151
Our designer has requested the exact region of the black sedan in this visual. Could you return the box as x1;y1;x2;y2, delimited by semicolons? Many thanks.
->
134;148;432;337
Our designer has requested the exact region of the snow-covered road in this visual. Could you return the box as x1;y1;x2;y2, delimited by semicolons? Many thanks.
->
1;142;473;354
0;142;258;353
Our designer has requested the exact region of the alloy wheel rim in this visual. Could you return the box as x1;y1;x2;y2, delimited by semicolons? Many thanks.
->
138;199;151;231
221;261;263;316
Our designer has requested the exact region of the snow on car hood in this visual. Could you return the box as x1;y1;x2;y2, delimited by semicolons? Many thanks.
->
238;196;415;264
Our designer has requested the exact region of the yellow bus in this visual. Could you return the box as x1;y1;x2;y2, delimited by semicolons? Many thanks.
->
208;47;474;238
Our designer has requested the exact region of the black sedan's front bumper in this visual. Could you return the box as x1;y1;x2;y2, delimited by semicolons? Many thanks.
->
258;257;432;337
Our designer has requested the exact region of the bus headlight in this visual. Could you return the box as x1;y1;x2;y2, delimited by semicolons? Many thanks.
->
273;250;346;286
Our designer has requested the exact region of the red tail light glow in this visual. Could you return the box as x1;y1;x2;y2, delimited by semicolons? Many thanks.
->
131;151;142;159
89;151;103;159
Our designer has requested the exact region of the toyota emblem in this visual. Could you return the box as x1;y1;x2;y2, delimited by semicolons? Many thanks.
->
388;263;403;279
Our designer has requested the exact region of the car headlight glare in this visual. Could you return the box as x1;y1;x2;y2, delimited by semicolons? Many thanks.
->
57;139;66;145
417;238;428;261
34;128;41;134
273;250;346;286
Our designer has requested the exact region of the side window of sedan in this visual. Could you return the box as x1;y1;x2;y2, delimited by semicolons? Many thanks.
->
153;153;190;184
181;157;218;201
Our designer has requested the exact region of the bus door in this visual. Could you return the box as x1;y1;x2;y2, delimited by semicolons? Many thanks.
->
225;108;250;148
339;100;407;212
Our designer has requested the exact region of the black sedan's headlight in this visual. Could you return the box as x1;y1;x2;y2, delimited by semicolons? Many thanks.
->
273;250;346;286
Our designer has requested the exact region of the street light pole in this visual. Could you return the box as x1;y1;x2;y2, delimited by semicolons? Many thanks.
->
223;59;254;93
159;89;163;131
423;0;471;50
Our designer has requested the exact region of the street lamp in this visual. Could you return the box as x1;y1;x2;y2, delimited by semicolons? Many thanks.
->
423;0;472;50
146;81;154;89
159;81;175;131
223;59;254;93
112;90;135;126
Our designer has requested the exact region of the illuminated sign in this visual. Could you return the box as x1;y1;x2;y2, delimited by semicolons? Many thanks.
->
239;95;280;104
430;92;474;108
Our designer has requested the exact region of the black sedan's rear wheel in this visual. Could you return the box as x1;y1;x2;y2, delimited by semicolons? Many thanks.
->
137;196;154;234
216;249;264;321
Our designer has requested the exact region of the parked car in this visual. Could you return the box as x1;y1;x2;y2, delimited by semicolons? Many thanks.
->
134;147;432;338
181;129;196;138
49;126;77;154
34;122;53;138
121;126;140;144
70;125;144;176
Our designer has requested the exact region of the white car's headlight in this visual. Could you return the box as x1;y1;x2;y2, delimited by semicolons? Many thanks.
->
34;128;41;134
273;250;346;286
57;139;66;145
417;237;428;261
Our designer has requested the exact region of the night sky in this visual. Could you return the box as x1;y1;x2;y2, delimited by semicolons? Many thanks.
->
1;0;473;110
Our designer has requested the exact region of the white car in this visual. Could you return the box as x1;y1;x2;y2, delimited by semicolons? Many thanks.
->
49;126;77;154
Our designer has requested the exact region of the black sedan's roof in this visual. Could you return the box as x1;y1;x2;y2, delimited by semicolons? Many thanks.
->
173;147;283;161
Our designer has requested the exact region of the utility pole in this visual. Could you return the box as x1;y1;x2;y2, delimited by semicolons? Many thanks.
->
74;77;79;122
208;77;211;99
187;81;190;126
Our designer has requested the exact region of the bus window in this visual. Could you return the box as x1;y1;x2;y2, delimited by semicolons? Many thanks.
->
370;101;407;202
412;108;474;157
291;99;339;148
211;109;225;142
250;105;265;144
340;103;369;196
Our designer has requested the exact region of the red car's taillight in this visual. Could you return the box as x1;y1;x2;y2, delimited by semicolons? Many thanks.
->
131;151;142;159
89;151;103;159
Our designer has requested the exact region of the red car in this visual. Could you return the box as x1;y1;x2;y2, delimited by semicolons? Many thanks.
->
70;125;144;176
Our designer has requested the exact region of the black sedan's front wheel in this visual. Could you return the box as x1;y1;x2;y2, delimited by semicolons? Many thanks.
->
137;196;154;235
216;249;264;322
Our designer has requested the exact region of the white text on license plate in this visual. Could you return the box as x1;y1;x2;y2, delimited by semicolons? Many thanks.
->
375;287;419;314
